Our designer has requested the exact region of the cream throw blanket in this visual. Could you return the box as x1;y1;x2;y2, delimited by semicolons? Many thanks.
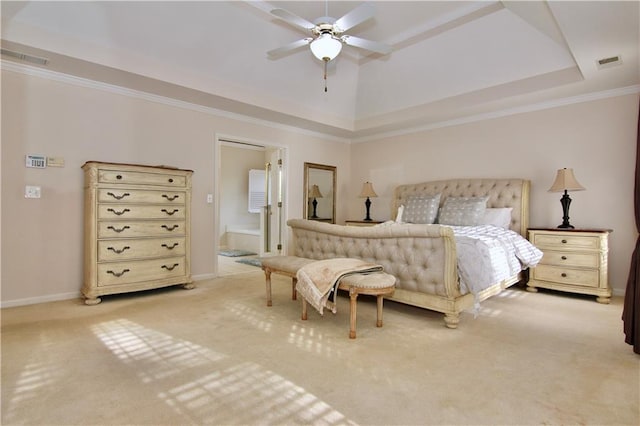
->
295;258;383;315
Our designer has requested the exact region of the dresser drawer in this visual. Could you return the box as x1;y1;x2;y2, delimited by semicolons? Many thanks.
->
98;220;185;238
97;256;186;286
538;250;599;268
98;189;185;205
532;264;600;288
98;204;186;220
531;233;600;251
98;237;185;261
99;169;187;187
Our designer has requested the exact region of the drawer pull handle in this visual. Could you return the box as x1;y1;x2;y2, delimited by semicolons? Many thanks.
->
107;225;130;233
161;209;179;216
116;175;123;180
162;224;179;231
561;273;567;278
107;208;130;216
162;243;178;250
162;263;180;271
107;246;130;254
561;239;568;244
168;178;174;183
561;256;567;260
107;269;130;277
162;194;179;201
107;192;130;200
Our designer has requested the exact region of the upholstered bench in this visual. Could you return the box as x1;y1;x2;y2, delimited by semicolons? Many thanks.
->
301;272;396;339
260;256;314;306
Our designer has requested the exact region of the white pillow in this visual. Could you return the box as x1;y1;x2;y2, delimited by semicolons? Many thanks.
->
479;207;513;229
395;204;405;223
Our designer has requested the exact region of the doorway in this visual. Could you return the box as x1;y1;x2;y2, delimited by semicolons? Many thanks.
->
215;137;287;276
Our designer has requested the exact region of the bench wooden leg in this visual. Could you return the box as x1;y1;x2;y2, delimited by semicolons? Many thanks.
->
263;269;272;307
376;295;384;327
292;277;297;300
349;287;358;339
301;298;308;320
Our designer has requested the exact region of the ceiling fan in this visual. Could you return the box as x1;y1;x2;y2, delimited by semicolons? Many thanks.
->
266;2;392;91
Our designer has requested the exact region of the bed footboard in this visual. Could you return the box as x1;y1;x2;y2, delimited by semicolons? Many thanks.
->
287;219;467;326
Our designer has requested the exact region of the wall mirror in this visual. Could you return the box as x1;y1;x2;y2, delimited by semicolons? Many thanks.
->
303;162;336;223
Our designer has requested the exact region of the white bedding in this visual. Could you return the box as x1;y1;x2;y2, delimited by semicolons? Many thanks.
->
449;225;543;296
375;221;543;296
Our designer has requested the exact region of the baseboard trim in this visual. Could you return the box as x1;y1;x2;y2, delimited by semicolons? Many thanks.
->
1;291;82;309
0;276;220;308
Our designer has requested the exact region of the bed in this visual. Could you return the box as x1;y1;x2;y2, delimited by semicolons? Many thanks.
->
287;178;542;328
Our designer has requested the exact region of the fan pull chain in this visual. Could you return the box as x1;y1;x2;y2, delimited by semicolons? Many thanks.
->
323;59;328;92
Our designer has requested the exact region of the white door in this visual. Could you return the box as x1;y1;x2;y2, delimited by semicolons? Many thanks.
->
261;148;285;256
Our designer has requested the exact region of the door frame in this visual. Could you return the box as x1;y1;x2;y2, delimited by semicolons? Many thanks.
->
213;133;288;276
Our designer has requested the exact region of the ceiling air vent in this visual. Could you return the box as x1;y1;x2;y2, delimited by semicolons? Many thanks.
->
596;55;622;70
1;48;49;66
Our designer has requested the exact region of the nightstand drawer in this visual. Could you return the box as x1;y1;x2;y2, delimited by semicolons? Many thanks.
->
532;265;599;288
539;250;599;268
531;233;600;251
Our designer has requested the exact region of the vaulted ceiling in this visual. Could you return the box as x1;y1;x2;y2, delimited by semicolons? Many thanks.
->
2;1;639;140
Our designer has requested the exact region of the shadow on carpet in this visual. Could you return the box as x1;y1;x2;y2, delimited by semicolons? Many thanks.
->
235;258;262;268
220;249;257;257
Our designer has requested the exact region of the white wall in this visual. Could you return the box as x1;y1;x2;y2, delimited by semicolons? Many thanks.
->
348;94;640;295
0;69;352;305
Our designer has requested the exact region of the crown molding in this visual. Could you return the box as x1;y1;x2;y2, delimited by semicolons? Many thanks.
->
3;59;638;146
0;59;352;144
352;84;640;144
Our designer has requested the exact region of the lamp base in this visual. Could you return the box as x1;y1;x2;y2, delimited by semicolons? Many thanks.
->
363;197;372;221
557;191;575;230
557;223;575;229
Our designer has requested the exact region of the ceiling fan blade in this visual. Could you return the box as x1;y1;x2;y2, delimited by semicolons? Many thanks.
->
267;38;312;59
342;35;392;55
271;8;315;31
334;2;374;32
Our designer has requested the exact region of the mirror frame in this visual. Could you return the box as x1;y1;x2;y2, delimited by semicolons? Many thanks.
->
303;162;336;224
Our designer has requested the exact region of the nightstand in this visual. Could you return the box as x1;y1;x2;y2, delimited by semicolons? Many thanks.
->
345;220;384;227
527;228;612;303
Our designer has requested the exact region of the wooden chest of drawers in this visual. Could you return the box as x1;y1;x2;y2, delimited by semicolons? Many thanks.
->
82;161;193;305
527;228;612;303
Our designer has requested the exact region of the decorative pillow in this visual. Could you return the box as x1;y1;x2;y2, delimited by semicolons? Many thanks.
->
479;207;513;229
402;194;441;224
395;204;405;223
438;196;489;226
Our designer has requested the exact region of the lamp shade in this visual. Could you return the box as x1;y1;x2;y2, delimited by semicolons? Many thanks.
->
359;182;378;198
548;168;586;192
310;33;343;61
309;184;323;198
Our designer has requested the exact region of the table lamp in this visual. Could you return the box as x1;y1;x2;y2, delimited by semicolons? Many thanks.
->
548;168;585;229
359;182;378;221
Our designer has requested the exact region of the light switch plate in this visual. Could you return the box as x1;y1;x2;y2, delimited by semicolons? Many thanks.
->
25;185;41;198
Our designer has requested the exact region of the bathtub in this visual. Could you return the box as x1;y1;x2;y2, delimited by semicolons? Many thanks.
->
225;225;261;254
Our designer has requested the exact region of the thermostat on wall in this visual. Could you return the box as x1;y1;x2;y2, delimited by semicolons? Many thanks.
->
26;154;46;168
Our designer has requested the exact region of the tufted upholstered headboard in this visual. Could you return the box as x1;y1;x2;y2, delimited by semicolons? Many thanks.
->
391;178;530;237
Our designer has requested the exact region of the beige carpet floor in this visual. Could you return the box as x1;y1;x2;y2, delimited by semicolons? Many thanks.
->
1;270;638;425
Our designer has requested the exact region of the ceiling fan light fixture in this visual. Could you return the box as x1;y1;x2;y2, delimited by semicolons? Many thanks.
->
310;33;342;61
